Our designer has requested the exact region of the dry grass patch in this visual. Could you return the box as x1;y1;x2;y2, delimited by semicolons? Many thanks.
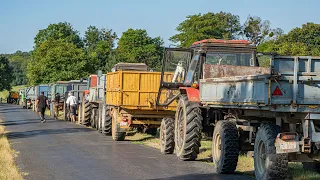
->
0;120;23;180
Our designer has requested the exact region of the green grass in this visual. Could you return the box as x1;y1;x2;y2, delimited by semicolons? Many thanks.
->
126;132;320;180
0;85;26;102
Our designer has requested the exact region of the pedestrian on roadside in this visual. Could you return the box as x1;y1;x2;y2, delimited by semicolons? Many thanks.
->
35;92;49;123
52;93;61;120
66;92;77;122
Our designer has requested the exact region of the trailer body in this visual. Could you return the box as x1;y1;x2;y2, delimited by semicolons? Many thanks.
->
106;70;176;140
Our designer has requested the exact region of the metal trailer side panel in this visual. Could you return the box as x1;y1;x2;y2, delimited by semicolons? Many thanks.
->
200;56;320;113
106;71;177;111
97;74;106;101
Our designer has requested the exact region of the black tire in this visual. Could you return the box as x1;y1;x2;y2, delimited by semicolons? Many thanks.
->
254;123;288;180
175;95;203;161
160;118;175;154
90;108;99;130
212;120;239;174
112;109;126;141
302;162;320;173
83;100;92;126
103;108;112;135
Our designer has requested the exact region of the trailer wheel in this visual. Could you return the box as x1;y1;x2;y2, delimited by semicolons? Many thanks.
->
212;120;239;174
254;123;288;180
112;110;126;141
175;95;202;161
83;100;92;126
103;108;112;135
160;118;175;154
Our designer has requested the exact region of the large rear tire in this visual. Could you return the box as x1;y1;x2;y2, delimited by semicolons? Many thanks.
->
83;100;92;126
175;95;203;161
112;109;126;141
103;108;112;135
254;123;288;180
90;108;99;130
160;118;175;154
212;120;239;174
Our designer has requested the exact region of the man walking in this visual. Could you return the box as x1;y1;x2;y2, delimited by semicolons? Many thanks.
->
52;93;61;120
66;92;77;122
36;92;49;123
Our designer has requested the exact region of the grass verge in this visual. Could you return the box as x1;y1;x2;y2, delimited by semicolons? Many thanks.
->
126;132;320;180
0;119;23;180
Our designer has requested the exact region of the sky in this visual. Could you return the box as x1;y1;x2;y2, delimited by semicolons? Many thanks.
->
0;0;319;53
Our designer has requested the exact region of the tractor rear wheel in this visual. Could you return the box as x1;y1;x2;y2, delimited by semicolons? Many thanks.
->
160;118;175;154
103;108;112;135
83;100;92;126
175;95;202;161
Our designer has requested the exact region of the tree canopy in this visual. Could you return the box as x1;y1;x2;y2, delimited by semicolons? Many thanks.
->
258;23;320;56
0;56;14;91
170;12;241;47
84;26;117;71
116;28;164;70
27;40;92;85
34;22;83;48
4;51;30;85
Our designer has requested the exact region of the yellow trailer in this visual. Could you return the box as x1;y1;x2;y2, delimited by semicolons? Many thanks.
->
106;70;177;141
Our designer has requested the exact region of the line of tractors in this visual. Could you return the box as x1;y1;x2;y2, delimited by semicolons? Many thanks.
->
15;39;320;180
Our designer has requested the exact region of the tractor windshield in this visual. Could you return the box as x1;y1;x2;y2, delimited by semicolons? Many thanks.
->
205;52;254;66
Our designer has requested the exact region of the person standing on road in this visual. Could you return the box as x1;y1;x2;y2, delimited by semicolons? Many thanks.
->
66;92;77;122
36;92;49;123
52;93;61;119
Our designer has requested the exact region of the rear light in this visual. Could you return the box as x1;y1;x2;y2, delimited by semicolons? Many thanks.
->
192;83;199;89
280;133;296;140
272;86;283;96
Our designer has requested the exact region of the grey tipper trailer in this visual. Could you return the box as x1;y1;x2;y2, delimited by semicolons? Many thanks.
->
156;39;320;180
200;56;320;179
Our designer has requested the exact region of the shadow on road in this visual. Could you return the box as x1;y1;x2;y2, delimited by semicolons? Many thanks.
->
6;127;92;139
0;119;42;126
148;173;254;180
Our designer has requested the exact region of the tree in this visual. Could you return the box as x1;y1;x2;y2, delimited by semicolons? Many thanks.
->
27;40;92;85
34;22;83;48
116;28;164;70
0;56;14;91
170;12;241;47
4;51;31;85
258;23;320;56
84;26;117;71
242;16;276;45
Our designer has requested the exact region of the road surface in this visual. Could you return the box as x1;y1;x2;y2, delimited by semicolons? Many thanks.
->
0;104;253;180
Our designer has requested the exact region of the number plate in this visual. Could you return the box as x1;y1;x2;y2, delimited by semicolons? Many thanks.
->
120;121;128;126
280;141;296;150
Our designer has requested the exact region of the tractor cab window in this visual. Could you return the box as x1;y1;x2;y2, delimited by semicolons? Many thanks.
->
205;52;254;66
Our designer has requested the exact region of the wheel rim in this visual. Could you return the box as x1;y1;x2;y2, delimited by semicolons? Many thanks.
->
213;133;222;161
256;139;266;175
160;122;165;152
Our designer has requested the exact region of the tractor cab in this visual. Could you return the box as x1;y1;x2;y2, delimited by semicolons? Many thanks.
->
157;39;257;106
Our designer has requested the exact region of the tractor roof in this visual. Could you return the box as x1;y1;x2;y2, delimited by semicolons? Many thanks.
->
190;39;256;52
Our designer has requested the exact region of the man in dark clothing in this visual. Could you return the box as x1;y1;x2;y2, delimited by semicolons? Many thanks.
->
52;93;61;119
36;92;49;123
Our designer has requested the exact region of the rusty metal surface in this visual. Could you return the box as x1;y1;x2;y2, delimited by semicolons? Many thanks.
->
203;64;269;79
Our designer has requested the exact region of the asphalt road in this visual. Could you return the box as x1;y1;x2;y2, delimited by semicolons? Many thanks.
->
0;104;253;180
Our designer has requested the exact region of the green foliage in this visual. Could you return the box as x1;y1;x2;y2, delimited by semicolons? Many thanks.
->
170;12;241;47
3;51;31;85
34;22;83;48
0;56;14;91
84;26;117;71
258;23;320;56
27;40;92;85
242;16;283;45
116;28;164;71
